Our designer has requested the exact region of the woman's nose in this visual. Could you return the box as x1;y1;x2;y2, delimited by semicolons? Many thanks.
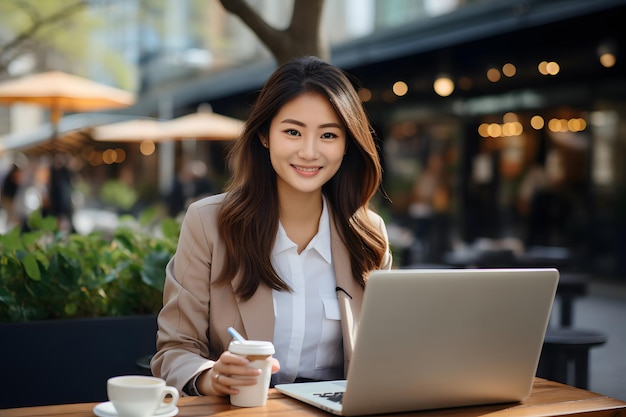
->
298;136;319;159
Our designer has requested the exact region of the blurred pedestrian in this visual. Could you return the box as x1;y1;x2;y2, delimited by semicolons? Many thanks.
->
48;153;76;232
14;159;51;231
167;160;214;217
1;162;25;229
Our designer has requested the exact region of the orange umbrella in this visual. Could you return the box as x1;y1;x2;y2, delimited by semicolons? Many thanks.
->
89;118;163;142
162;109;244;140
0;71;135;128
90;108;243;143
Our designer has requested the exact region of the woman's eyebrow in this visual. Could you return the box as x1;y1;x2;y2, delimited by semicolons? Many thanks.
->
280;118;305;126
280;118;342;129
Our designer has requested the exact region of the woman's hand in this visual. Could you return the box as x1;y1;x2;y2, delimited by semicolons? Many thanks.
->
197;351;281;396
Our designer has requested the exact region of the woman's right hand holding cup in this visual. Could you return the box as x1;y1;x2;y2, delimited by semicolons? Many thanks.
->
198;350;280;397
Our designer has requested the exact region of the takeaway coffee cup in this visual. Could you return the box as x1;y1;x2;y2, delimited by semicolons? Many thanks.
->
228;340;275;407
107;375;179;417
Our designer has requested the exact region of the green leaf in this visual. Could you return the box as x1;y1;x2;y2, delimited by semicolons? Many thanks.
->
0;227;24;251
141;251;170;290
139;206;157;225
113;231;135;253
23;253;41;281
33;251;50;270
64;302;78;316
42;216;58;232
0;287;16;305
21;231;42;248
161;218;181;240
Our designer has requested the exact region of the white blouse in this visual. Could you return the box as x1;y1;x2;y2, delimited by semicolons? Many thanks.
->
270;198;344;385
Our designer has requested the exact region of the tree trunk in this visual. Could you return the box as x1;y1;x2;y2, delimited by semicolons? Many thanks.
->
219;0;329;65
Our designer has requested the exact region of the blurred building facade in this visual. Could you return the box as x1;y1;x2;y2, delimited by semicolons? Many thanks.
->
1;0;625;277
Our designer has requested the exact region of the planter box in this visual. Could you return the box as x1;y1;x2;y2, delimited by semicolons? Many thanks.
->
0;315;157;409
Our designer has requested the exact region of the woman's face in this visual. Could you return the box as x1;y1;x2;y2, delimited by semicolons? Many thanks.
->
266;92;346;197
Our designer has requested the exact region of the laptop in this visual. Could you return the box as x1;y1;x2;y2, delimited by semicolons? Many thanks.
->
275;268;559;416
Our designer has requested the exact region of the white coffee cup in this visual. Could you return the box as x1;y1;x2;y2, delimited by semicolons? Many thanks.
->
107;375;179;417
228;340;275;407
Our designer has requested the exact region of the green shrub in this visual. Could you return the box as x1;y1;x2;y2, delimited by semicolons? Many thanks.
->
100;180;139;211
0;208;180;322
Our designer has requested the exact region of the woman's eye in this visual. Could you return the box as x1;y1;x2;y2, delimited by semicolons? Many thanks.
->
321;132;338;139
285;129;300;136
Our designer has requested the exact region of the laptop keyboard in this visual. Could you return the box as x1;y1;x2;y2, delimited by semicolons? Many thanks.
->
313;391;344;404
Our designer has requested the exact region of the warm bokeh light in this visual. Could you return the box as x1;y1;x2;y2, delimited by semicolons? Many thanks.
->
433;76;454;97
530;115;545;130
548;118;567;132
568;118;587;132
503;112;518;123
502;122;521;136
487;123;502;137
358;87;372;102
79;147;126;165
597;40;617;68
546;61;560;75
538;61;560;75
478;123;490;138
486;68;501;82
502;63;516;77
115;148;126;163
479;119;523;138
88;151;103;166
392;81;409;96
102;149;115;164
600;53;616;68
140;140;156;156
502;123;514;137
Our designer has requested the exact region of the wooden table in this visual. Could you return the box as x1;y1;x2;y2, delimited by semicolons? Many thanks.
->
3;379;625;417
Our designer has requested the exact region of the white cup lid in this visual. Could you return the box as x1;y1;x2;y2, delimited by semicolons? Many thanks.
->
228;340;274;355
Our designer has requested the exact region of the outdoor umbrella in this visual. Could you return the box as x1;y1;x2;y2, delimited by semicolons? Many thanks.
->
162;108;244;141
0;70;135;141
88;118;163;142
90;107;243;143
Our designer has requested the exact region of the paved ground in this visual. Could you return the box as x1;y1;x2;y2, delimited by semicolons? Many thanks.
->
556;277;626;401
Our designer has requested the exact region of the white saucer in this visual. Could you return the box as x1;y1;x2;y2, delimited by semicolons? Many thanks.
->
93;401;179;417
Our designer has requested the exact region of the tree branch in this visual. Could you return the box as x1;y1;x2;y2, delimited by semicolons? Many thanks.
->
218;0;285;59
0;0;89;72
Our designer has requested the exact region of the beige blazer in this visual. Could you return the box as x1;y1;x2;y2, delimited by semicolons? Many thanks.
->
151;193;392;393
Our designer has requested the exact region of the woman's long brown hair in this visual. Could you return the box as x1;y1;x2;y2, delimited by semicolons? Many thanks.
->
217;56;387;300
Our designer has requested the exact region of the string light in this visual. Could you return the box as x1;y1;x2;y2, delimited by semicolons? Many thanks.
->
486;67;501;82
502;63;516;77
392;81;409;96
433;75;454;97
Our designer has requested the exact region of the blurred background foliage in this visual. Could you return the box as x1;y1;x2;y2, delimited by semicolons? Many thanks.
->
0;207;180;322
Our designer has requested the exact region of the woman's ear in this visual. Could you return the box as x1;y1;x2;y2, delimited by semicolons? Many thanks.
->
259;135;269;148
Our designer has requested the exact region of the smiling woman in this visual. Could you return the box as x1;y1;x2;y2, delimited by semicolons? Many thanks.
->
267;92;347;212
151;56;393;398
